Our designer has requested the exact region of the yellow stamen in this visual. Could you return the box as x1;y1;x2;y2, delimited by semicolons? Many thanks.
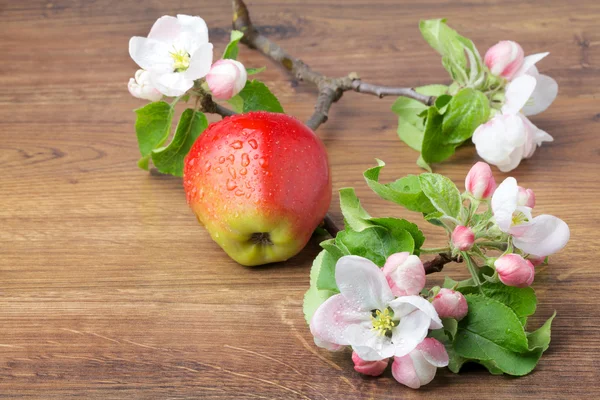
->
512;211;529;226
170;49;190;72
371;309;396;337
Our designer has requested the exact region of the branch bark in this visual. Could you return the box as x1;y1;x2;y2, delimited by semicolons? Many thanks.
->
423;253;461;275
231;0;434;131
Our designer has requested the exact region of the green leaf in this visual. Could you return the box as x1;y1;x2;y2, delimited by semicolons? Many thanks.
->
527;312;556;351
369;217;425;253
442;318;458;340
442;88;490;145
304;250;337;324
222;30;244;60
428;328;467;373
336;226;414;267
419;173;462;218
339;188;373;232
246;66;266;75
364;160;435;213
421;106;456;164
319;238;348;259
419;19;483;86
392;85;449;152
435;94;453;114
315;247;340;292
134;101;174;163
238;80;284;113
416;154;432;172
454;295;543;376
227;94;244;113
151;109;208;177
480;282;537;327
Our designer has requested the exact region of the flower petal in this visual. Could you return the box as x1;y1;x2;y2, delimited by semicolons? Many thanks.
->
129;37;172;72
184;42;214;81
392;355;421;389
309;294;371;346
150;71;194;97
522;74;558;116
345;324;395;361
409;350;437;387
389;295;442;329
514;52;549;78
509;214;570;257
492;177;519;232
382;253;426;296
336;255;394;312
502;75;536;115
177;14;209;44
148;15;182;43
391;310;430;358
417;338;449;367
313;337;345;352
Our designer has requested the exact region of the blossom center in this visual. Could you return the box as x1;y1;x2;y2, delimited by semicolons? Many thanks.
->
512;211;529;226
170;48;191;72
371;308;396;337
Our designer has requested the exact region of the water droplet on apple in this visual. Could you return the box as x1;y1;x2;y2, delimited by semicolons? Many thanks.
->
248;139;258;149
226;179;237;191
239;167;247;175
253;154;259;160
189;158;195;166
234;189;244;197
219;156;226;164
253;169;258;175
227;154;235;163
245;181;252;189
230;140;243;149
241;153;250;167
245;193;251;199
215;167;222;174
228;166;236;179
258;157;268;168
204;161;212;171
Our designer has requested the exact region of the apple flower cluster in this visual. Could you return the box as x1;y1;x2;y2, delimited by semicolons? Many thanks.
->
462;162;569;286
128;15;247;102
310;254;463;389
473;41;558;171
308;161;569;388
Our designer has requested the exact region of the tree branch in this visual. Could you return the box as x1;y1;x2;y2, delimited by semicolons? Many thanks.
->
199;92;237;117
423;253;462;275
231;0;434;131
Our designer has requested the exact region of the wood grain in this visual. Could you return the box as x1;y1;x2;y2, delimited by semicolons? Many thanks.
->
1;0;599;398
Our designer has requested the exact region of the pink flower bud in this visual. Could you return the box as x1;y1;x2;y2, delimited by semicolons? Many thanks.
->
451;226;475;251
432;288;468;320
465;162;496;199
495;254;535;287
352;352;388;376
484;40;525;80
382;252;426;297
391;338;449;389
527;255;545;267
206;59;247;100
517;186;536;208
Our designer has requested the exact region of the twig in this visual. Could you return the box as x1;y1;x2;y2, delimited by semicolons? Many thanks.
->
199;92;237;117
322;214;342;237
231;0;434;131
423;253;461;275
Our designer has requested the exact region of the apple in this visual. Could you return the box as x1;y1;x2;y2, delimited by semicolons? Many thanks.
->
183;111;332;266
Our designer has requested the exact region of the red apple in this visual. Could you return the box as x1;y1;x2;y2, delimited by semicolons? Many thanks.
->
183;111;332;266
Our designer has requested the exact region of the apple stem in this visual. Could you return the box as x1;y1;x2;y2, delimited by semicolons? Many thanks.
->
322;214;341;237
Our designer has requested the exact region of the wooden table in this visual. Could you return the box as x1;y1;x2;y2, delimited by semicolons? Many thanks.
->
1;0;599;398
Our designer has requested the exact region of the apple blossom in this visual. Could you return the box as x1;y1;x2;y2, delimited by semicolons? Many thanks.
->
528;255;546;267
484;41;524;80
310;255;442;361
512;52;558;116
352;352;388;376
451;226;475;251
391;338;449;389
129;15;214;97
517;186;536;208
465;161;496;199
431;288;468;320
495;254;535;287
206;59;248;100
128;69;163;102
382;252;426;297
492;177;570;257
472;113;553;172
